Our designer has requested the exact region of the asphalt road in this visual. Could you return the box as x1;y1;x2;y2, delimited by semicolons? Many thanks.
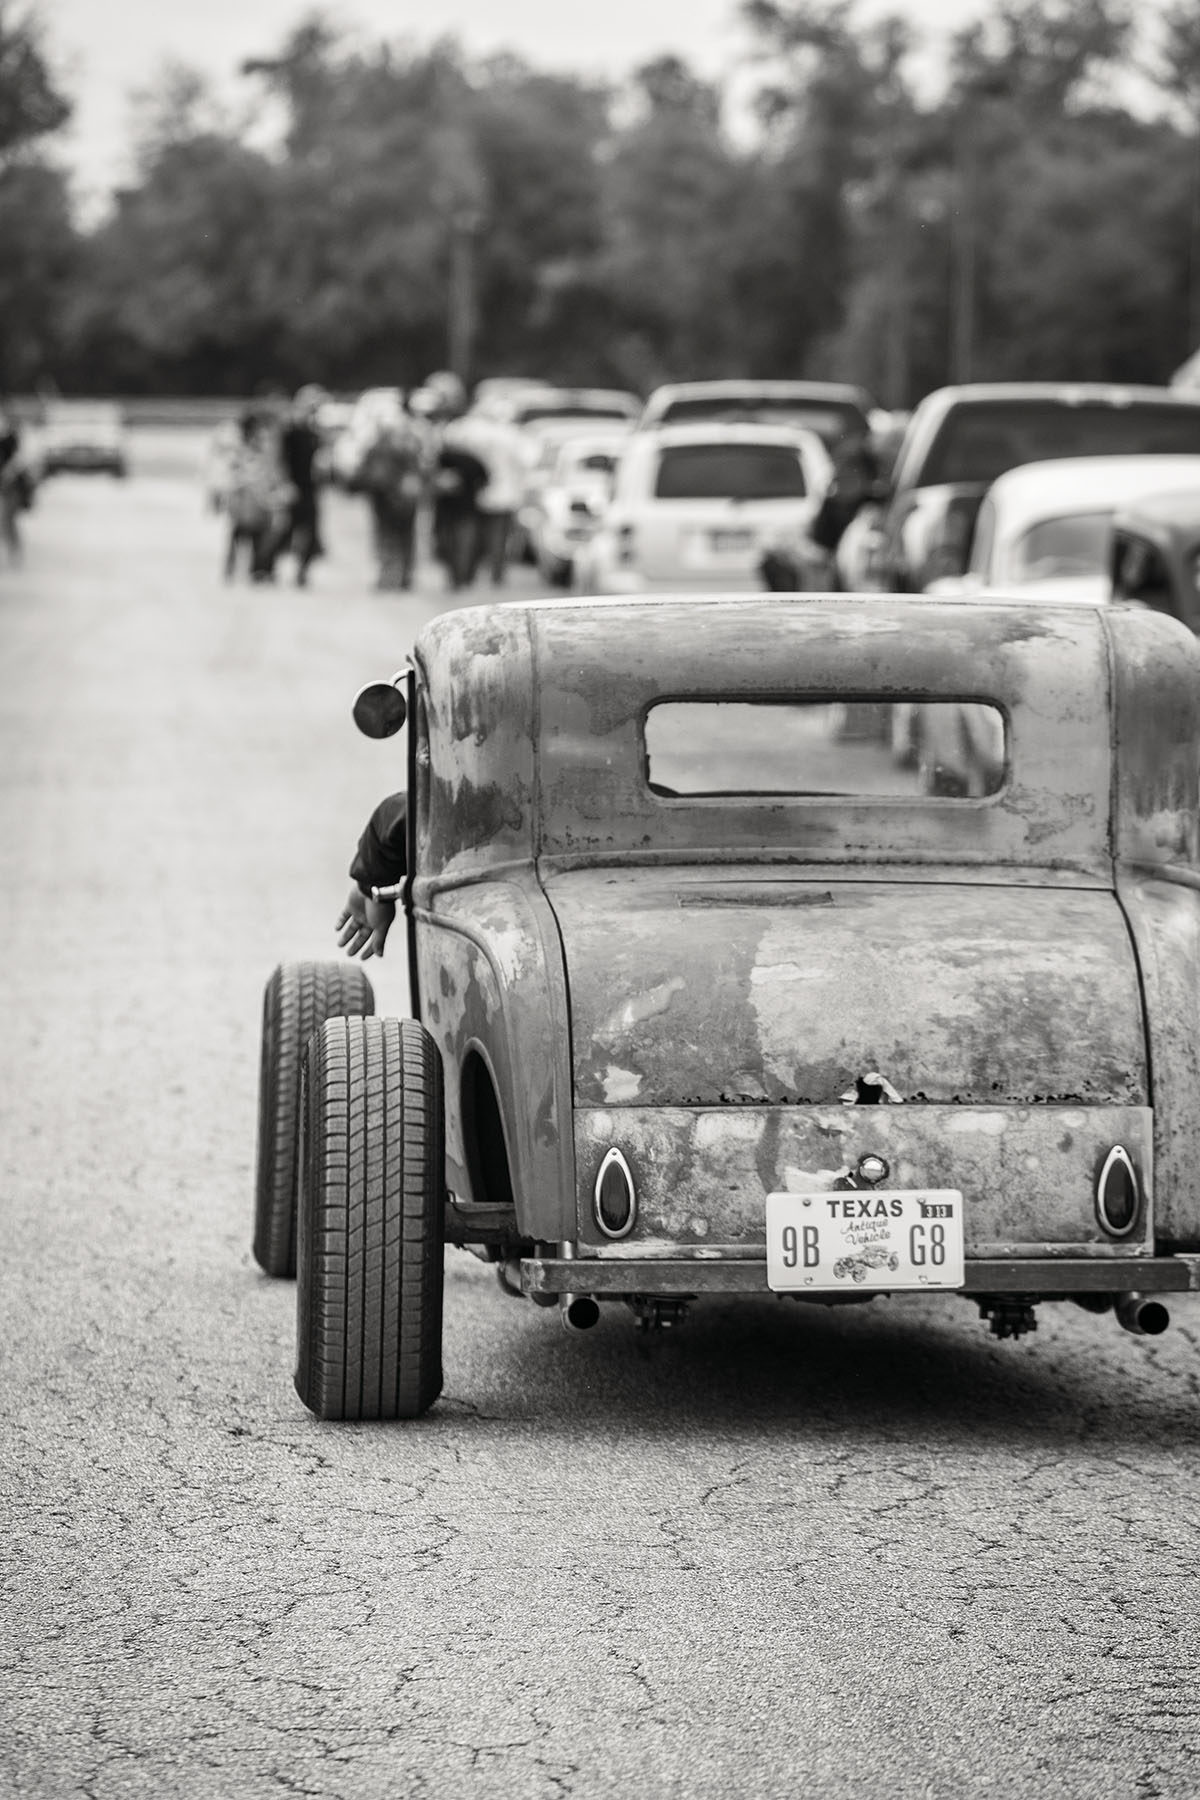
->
3;454;1200;1800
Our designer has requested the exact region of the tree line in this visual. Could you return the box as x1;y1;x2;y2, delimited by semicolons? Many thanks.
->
4;0;1200;407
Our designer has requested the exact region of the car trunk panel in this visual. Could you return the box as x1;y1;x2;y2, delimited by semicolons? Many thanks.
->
572;1103;1154;1255
547;875;1147;1109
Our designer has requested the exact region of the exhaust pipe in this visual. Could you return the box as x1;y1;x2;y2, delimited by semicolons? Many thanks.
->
1114;1292;1170;1337
560;1294;600;1332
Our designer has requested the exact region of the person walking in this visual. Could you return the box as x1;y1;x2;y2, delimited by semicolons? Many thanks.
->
432;420;489;590
355;396;426;591
451;410;528;585
0;400;35;566
223;410;288;582
268;384;328;587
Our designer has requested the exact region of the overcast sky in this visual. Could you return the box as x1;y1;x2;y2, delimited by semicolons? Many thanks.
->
40;0;983;207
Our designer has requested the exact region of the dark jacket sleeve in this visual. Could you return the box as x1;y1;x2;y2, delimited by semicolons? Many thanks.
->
349;792;408;895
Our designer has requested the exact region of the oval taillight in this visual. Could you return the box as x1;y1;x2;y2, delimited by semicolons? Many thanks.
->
594;1147;637;1239
1096;1145;1140;1238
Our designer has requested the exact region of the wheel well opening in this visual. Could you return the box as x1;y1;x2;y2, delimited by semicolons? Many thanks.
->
461;1050;515;1210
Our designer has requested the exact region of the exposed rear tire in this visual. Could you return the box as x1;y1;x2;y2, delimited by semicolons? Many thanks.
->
253;960;374;1277
295;1016;445;1421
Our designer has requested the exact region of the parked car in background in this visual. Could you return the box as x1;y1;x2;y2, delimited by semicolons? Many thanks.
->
1110;488;1200;630
33;401;128;478
510;418;633;561
486;386;642;431
461;389;641;562
472;376;559;410
254;595;1200;1420
872;383;1200;592
925;455;1200;604
637;380;876;452
523;432;628;586
576;423;832;594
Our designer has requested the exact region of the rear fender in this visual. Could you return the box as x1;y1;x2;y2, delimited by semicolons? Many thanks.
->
1118;873;1200;1248
414;874;575;1242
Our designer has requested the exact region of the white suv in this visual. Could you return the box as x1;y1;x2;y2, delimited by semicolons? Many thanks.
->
575;423;832;594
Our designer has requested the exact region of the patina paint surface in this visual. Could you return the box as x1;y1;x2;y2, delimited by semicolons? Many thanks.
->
414;877;574;1242
413;608;536;880
1103;610;1200;1247
550;873;1147;1109
573;1105;1154;1255
531;598;1111;873
401;598;1200;1266
1118;876;1200;1248
1106;607;1200;869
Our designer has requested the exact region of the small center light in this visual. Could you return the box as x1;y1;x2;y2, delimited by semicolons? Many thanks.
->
857;1154;890;1187
1096;1145;1140;1238
594;1147;637;1239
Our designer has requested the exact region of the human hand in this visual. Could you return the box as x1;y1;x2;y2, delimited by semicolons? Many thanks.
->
335;885;395;959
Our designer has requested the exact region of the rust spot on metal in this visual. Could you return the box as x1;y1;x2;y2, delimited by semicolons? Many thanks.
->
680;890;834;908
841;1072;903;1105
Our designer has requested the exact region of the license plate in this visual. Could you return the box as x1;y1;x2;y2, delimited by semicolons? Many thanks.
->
765;1189;964;1292
708;528;753;553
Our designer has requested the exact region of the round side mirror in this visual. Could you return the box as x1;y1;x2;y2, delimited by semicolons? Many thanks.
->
352;681;407;739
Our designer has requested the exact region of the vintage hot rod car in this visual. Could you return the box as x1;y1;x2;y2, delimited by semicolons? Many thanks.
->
254;595;1200;1419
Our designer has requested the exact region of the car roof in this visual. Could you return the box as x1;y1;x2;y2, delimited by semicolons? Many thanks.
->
986;454;1200;518
644;379;874;404
473;376;557;398
1114;486;1200;529
514;387;640;411
633;421;830;449
915;382;1200;410
412;595;1200;881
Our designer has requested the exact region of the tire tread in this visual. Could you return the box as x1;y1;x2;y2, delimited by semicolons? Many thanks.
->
252;961;373;1277
295;1016;444;1421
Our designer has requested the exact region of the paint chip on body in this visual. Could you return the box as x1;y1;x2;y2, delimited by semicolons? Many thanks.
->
602;1065;643;1102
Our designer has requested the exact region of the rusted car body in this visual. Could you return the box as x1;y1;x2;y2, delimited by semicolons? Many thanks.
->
409;597;1200;1326
265;594;1200;1419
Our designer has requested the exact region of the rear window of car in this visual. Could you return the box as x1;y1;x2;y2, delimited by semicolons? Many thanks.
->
922;401;1200;488
645;701;1006;798
659;397;868;446
654;444;807;501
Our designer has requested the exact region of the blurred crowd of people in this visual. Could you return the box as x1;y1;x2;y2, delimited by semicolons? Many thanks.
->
339;370;527;593
211;370;529;595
